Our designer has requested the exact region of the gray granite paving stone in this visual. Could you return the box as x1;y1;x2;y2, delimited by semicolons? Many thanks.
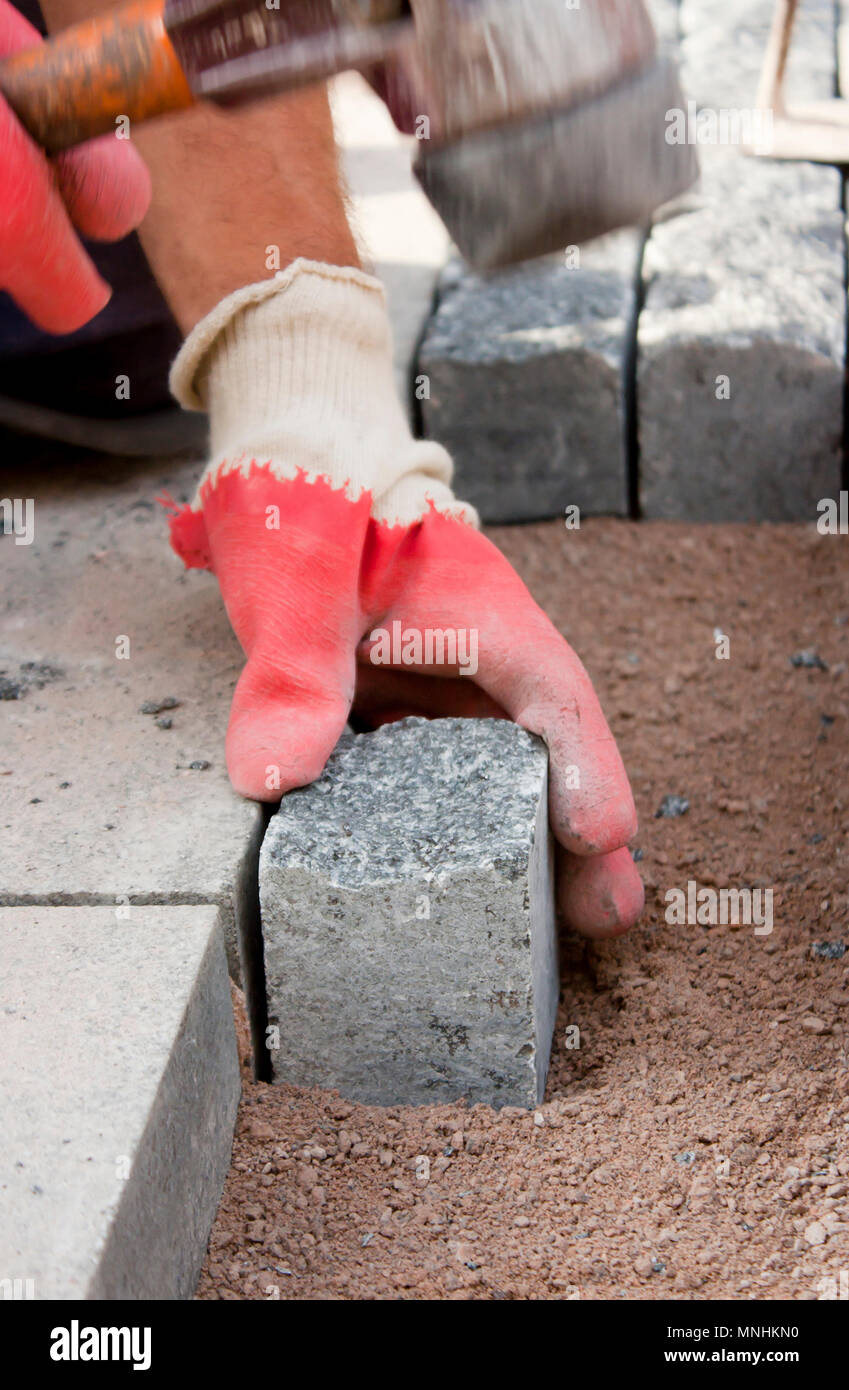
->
419;236;641;522
637;0;844;520
260;718;558;1109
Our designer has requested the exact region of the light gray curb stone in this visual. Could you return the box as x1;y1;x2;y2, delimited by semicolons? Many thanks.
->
0;905;239;1300
419;237;641;522
637;0;844;520
260;718;558;1109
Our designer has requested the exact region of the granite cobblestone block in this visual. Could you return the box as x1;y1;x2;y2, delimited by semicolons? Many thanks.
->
260;718;558;1109
637;0;844;520
419;237;641;522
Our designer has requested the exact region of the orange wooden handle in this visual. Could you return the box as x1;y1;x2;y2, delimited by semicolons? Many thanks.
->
0;0;195;154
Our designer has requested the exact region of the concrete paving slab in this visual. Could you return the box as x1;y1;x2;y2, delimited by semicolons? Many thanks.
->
419;236;640;522
0;451;263;986
0;905;239;1300
260;718;558;1109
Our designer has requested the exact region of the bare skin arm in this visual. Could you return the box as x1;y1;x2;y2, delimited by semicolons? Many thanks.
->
39;0;360;333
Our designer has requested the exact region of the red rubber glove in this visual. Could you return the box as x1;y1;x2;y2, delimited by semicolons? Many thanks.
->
165;261;645;939
0;2;151;332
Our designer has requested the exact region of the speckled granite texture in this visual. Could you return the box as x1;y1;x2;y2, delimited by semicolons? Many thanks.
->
260;718;558;1108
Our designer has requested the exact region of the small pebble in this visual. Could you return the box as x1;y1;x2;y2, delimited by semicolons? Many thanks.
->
140;696;181;715
790;650;827;671
811;941;846;960
656;794;690;819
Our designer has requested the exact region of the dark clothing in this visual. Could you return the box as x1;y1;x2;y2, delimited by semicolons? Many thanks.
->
1;0;180;419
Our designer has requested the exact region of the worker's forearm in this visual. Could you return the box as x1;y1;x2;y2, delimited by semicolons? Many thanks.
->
38;0;361;334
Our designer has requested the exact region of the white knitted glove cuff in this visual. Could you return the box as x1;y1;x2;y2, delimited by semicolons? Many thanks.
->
169;258;478;528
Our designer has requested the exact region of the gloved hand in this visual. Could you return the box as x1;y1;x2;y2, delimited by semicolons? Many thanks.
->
165;259;644;938
0;0;150;331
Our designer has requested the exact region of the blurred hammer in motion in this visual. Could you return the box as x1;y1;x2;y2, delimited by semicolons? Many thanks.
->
0;0;699;269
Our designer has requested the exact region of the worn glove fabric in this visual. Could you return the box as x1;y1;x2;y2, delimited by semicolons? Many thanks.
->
0;1;151;332
171;258;475;529
165;258;644;937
